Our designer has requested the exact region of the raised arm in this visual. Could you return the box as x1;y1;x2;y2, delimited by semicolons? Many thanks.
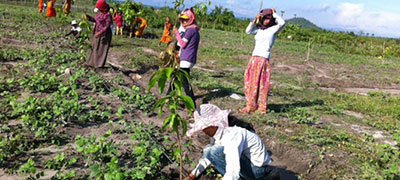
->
246;22;258;35
246;13;261;34
269;9;286;34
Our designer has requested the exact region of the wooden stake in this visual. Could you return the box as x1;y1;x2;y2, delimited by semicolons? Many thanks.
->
382;41;386;62
306;38;312;62
241;29;244;45
370;40;372;50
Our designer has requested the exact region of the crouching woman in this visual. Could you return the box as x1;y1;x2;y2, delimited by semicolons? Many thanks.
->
185;104;273;180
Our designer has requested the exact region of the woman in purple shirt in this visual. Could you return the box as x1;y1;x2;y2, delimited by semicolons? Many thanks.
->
85;0;112;68
172;8;200;105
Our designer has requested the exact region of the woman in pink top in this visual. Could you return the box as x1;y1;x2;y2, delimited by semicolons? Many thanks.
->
167;8;200;106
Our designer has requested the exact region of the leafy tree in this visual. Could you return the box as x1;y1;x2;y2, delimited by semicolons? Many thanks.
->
209;6;235;29
119;0;144;27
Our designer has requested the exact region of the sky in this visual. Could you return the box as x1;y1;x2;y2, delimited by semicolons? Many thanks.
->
143;0;400;38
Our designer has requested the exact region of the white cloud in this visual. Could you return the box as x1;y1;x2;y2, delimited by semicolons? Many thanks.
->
336;3;400;37
305;3;330;12
226;0;235;6
220;0;258;18
337;3;364;27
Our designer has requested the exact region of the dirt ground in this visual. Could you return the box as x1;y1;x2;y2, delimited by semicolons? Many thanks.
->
1;7;399;178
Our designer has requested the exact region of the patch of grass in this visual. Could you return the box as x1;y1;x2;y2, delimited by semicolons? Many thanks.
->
326;91;400;133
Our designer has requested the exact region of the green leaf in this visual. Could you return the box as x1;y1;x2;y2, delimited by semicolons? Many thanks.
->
158;106;163;119
177;68;190;80
157;74;167;94
69;158;77;165
104;129;112;138
153;96;168;113
148;70;163;91
173;80;184;96
182;118;188;135
169;90;176;97
89;162;101;179
162;115;172;131
153;97;168;109
169;114;177;130
173;148;181;159
173;116;181;133
180;95;195;112
104;173;113;180
165;67;175;79
116;105;124;118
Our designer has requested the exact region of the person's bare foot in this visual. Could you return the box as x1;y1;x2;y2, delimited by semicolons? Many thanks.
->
239;107;251;113
255;109;267;114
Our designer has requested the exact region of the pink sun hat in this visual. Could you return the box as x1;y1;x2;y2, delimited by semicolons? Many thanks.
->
186;104;231;137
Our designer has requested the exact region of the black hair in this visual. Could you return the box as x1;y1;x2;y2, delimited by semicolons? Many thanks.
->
228;116;255;132
261;16;277;28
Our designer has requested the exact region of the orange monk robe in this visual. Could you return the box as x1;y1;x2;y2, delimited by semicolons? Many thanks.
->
160;23;172;44
64;0;71;16
46;0;57;17
39;0;43;13
133;17;148;37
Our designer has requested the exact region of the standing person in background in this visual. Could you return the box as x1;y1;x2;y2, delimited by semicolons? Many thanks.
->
158;16;173;48
240;8;285;114
84;0;112;68
109;7;116;35
131;17;147;38
64;0;71;16
114;11;123;36
46;0;57;17
170;8;200;106
38;0;43;13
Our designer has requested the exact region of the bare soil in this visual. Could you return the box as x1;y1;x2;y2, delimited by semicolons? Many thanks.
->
2;12;399;178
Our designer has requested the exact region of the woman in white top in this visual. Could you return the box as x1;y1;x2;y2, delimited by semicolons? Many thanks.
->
184;104;273;180
240;8;285;114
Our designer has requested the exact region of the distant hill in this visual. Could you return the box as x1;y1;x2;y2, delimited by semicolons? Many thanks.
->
286;17;320;30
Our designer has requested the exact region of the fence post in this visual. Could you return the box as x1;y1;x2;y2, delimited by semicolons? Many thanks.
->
306;38;312;62
241;29;244;45
370;40;372;50
382;41;386;63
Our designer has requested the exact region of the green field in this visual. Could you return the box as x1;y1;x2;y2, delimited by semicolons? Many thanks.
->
0;2;399;180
